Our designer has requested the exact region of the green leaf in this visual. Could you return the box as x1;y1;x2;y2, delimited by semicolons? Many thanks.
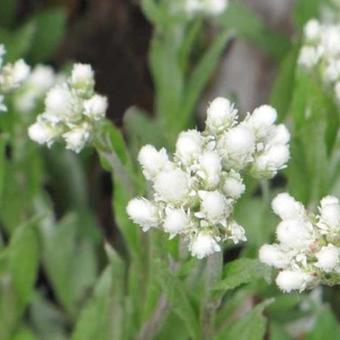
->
0;134;7;202
28;8;66;63
213;258;271;292
215;300;273;340
0;0;18;28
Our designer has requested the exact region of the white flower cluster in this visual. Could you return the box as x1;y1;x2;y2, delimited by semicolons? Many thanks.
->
259;193;340;293
298;19;340;103
184;0;228;17
127;97;290;259
28;63;108;153
0;44;30;112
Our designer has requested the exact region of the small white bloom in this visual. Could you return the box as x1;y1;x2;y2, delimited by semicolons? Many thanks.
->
63;123;91;153
259;244;289;269
126;198;160;231
190;233;221;259
247;105;277;139
319;195;340;229
0;95;6;112
304;19;321;42
321;26;340;56
154;168;190;203
11;59;30;86
163;208;189;237
276;270;313;293
206;97;237;133
71;63;94;91
198;151;222;188
45;86;73;120
228;221;247;243
28;120;59;146
223;172;245;199
29;65;55;91
323;60;340;84
199;190;230;223
315;245;339;272
175;129;203;165
138;145;170;180
271;193;305;221
276;219;314;249
298;46;321;69
84;94;108;120
268;124;290;146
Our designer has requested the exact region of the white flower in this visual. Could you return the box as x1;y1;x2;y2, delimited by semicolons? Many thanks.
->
204;0;228;16
222;172;245;199
323;60;340;83
259;244;289;269
268;124;290;146
228;221;246;243
315;245;339;272
126;198;160;231
271;193;305;221
198;190;230;223
190;233;221;259
247;105;277;139
198;151;222;188
138;145;170;180
163;208;189;237
154;168;190;203
45;86;73;120
29;65;55;91
0;95;6;112
276;270;313;293
298;46;322;69
11;59;30;86
319;195;340;229
63;123;91;153
84;94;108;120
28;121;59;146
175;129;203;165
219;125;255;169
71;63;94;91
185;0;228;17
321;26;340;56
304;19;321;42
206;97;237;133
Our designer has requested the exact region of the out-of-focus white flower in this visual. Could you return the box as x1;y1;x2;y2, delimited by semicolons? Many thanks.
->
304;19;321;42
276;270;314;293
84;94;108;120
138;145;170;180
63;123;91;153
206;97;237;133
28;120;60;147
298;46;322;69
45;86;73;119
315;245;339;272
154;168;190;203
163;208;189;237
259;244;289;269
71;63;94;92
190;233;221;259
126;198;160;232
184;0;228;17
272;193;305;221
176;129;203;165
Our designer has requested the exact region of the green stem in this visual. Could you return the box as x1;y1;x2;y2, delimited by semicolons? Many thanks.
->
261;180;270;207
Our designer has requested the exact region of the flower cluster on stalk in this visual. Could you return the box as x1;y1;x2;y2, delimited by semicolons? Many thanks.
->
298;19;340;103
259;193;340;293
127;97;290;259
0;44;30;112
28;63;108;153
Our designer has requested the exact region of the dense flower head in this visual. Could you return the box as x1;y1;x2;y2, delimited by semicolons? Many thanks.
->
298;19;340;104
28;63;108;153
259;193;340;293
0;44;30;112
127;97;290;259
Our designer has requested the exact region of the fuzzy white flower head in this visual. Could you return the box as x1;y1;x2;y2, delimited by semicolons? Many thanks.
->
45;86;73;119
319;195;340;229
154;168;190;203
71;63;94;91
126;198;160;232
272;193;305;221
206;97;237;133
29;65;56;91
63;123;91;153
247;105;277;139
219;125;255;169
190;233;221;259
28;120;59;147
223;172;245;200
321;26;340;56
84;94;108;120
276;270;313;293
198;190;230;223
323;60;340;84
298;46;322;69
259;244;289;269
11;59;30;86
228;221;247;243
304;19;321;42
276;219;314;250
176;129;203;165
163;208;189;237
315;245;339;272
269;124;290;146
198;151;222;188
138;145;170;180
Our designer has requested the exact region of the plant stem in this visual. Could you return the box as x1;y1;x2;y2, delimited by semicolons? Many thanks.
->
261;180;270;206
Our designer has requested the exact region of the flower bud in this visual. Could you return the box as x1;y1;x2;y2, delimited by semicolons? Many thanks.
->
269;124;290;146
11;59;30;86
276;270;312;293
175;130;203;165
63;123;91;153
28;121;59;146
163;208;189;236
247;105;277;139
319;195;340;228
190;233;221;259
45;86;73;120
84;94;108;120
259;244;288;269
199;190;230;223
315;245;339;272
71;63;94;91
126;198;160;231
198;151;222;188
223;172;245;199
271;193;305;220
206;97;237;133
